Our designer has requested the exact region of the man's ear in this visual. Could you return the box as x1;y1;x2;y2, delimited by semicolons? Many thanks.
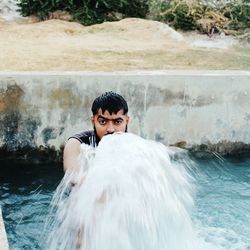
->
126;116;130;124
91;116;95;126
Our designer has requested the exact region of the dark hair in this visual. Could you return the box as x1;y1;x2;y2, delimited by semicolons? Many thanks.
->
91;91;128;115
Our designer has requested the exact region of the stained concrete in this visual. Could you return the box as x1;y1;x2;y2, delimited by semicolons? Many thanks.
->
0;71;250;160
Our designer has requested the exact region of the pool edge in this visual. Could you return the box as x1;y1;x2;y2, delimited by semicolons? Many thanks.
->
0;208;9;250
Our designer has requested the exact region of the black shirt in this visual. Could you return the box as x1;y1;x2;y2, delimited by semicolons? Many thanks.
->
68;130;100;147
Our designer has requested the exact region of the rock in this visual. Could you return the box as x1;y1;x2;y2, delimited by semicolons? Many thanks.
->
48;11;73;22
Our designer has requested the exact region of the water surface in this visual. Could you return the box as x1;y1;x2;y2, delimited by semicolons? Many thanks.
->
0;154;249;249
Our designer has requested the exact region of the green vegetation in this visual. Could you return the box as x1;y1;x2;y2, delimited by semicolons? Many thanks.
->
17;0;249;37
17;0;148;25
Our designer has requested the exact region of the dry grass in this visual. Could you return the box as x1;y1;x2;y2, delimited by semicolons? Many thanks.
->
0;18;249;71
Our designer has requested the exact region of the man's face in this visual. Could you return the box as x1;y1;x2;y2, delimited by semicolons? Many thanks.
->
91;109;129;140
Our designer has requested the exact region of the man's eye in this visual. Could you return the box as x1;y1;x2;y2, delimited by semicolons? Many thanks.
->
98;119;106;125
114;119;123;125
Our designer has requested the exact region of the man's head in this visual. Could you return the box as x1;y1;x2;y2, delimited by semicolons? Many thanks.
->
91;91;129;140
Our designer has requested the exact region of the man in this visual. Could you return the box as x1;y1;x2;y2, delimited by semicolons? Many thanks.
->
63;91;130;173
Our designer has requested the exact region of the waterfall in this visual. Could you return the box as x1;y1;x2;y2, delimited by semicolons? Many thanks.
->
47;133;201;250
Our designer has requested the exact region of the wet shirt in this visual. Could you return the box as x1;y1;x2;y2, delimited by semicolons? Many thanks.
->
68;130;100;147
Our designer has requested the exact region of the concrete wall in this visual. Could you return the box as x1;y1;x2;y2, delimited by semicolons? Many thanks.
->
1;71;250;158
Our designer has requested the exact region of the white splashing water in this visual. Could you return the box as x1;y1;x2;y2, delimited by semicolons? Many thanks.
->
0;0;20;20
47;133;201;250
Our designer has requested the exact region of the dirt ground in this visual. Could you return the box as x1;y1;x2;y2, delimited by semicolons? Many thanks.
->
0;17;249;71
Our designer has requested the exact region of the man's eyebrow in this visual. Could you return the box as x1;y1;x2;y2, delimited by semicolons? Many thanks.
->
97;115;124;121
97;115;107;119
113;118;124;121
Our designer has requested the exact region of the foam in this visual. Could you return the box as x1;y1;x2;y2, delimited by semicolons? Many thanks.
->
47;133;197;250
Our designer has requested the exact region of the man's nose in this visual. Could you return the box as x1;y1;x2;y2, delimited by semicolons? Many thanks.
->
106;121;115;133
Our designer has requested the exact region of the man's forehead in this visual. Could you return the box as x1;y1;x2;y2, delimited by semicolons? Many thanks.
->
96;109;125;116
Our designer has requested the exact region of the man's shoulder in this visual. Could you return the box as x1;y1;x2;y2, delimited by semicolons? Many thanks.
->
68;129;96;146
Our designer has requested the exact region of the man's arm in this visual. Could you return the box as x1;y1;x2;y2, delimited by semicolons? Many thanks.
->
63;138;81;173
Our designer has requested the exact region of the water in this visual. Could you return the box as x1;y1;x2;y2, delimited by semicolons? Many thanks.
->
0;133;249;249
0;159;63;249
48;133;196;250
193;156;250;250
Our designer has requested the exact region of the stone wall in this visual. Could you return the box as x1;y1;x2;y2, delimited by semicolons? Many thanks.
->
1;71;250;160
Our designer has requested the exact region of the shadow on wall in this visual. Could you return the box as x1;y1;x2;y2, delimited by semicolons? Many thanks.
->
0;83;61;162
0;83;40;151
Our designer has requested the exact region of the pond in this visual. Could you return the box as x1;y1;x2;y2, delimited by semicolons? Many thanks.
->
0;154;249;250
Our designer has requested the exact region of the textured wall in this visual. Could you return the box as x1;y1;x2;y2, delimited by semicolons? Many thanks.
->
0;71;250;158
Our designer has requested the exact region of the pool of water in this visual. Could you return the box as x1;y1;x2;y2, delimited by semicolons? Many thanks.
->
192;155;250;250
0;159;63;249
0;154;249;250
